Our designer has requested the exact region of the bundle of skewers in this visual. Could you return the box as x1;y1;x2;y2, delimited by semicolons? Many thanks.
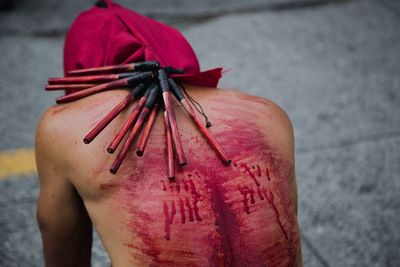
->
46;61;231;179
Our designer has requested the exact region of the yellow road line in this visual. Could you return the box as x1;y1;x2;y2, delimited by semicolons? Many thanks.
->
0;148;36;180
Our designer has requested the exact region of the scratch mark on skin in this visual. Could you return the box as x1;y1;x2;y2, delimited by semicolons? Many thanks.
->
161;180;167;191
239;162;260;186
163;200;176;240
178;198;186;224
192;196;203;222
265;168;271;181
187;178;203;222
188;179;200;198
257;187;265;200
182;179;189;191
185;196;194;222
249;187;256;204
256;165;262;177
238;185;251;214
264;188;288;240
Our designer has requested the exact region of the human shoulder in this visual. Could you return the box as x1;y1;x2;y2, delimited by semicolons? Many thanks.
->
213;88;293;132
35;104;73;171
214;88;294;161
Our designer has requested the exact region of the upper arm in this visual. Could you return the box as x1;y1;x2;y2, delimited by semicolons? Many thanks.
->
35;107;92;267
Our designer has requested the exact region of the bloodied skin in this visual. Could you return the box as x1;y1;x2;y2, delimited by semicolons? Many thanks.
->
37;86;302;266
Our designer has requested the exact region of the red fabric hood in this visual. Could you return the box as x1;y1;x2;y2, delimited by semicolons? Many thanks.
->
63;0;222;90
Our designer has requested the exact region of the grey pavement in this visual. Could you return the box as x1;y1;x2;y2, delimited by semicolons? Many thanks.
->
1;0;400;266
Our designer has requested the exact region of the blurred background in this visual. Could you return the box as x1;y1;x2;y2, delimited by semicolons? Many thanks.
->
0;0;399;266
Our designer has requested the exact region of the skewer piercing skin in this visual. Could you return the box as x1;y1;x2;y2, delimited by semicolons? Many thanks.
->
136;103;159;156
158;69;186;166
68;61;160;76
110;85;160;174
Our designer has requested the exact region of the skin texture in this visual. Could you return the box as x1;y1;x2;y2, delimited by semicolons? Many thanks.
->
36;85;302;267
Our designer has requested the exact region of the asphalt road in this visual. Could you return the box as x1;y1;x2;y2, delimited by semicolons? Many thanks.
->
0;0;399;266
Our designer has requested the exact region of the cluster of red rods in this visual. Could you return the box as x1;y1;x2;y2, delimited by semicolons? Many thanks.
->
46;61;231;179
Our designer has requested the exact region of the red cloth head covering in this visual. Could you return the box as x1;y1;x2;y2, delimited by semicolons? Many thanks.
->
63;0;222;90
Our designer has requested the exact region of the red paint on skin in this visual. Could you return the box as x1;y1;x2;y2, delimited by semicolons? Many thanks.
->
178;198;186;224
239;162;260;187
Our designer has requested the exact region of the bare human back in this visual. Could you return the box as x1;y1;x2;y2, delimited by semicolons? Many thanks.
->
36;85;302;266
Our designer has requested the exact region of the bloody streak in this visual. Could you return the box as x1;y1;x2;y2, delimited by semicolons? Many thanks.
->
188;179;200;198
239;162;260;186
180;98;231;165
178;198;186;224
192;196;202;222
264;188;288;239
182;179;189;191
162;200;176;241
266;168;271;181
256;165;262;177
185;196;194;222
238;185;251;214
249;187;256;204
168;78;231;165
161;180;167;191
257;187;265;200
